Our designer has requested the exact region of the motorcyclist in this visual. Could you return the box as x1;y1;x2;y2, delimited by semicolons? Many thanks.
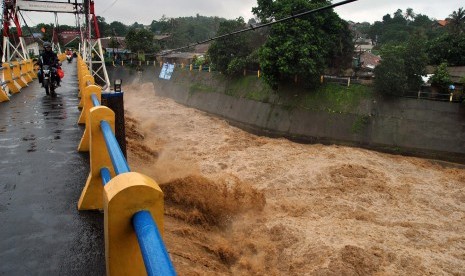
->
37;42;61;87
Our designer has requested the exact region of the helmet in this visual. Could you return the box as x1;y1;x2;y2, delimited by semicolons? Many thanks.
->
43;42;52;49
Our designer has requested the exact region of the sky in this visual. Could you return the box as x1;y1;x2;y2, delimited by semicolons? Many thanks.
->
20;0;463;27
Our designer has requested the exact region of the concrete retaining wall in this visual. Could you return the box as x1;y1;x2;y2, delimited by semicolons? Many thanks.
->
108;66;465;163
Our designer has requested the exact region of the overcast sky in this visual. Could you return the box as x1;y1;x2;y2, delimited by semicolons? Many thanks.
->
23;0;462;27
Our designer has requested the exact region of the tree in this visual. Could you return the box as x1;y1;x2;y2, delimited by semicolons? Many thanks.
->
448;7;465;35
252;0;353;88
430;62;452;92
374;36;428;95
150;15;172;34
125;28;158;54
403;35;428;91
428;33;465;66
109;21;129;36
36;23;55;43
207;17;252;73
374;45;408;96
404;8;416;22
96;16;109;37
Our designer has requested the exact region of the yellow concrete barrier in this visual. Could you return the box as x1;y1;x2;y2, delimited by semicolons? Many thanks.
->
104;172;164;275
78;75;95;108
78;84;102;125
20;60;33;83
11;61;27;88
2;63;21;94
0;86;10;102
75;60;172;274
26;60;37;79
58;53;66;62
78;86;102;153
78;106;115;210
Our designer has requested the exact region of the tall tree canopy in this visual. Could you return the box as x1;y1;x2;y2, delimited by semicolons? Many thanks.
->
374;34;428;96
252;0;353;88
448;7;465;35
125;28;158;54
207;17;253;73
109;21;129;36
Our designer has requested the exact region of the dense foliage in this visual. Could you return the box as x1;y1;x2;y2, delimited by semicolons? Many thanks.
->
374;45;408;96
252;0;353;88
365;7;465;66
151;15;225;48
207;17;261;75
430;62;452;92
23;5;464;94
364;7;464;96
125;28;159;53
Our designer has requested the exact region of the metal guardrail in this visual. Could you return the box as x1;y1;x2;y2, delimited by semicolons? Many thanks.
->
402;90;463;102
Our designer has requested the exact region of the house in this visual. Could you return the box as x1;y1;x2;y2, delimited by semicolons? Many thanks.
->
157;41;211;64
100;37;131;60
432;19;450;29
59;30;81;47
158;52;198;65
194;43;210;54
24;37;40;57
426;65;465;84
154;33;171;49
354;51;381;78
26;41;40;57
360;52;381;70
447;67;465;84
354;38;374;53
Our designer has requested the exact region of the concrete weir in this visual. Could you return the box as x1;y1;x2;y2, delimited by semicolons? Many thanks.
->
108;65;465;164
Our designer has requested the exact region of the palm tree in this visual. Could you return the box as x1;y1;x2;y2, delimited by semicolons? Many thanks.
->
404;8;416;22
449;7;465;34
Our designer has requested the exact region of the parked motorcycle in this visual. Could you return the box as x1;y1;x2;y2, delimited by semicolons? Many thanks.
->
42;65;57;97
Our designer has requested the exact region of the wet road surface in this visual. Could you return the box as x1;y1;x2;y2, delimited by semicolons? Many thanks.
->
0;62;105;275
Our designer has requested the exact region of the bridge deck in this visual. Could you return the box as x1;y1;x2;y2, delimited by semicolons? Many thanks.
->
0;62;105;275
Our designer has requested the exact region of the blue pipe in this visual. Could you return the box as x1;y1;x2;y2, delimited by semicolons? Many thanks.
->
133;211;176;276
91;93;100;107
100;167;111;186
100;120;130;175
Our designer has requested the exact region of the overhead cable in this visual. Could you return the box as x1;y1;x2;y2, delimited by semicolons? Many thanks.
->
162;0;357;55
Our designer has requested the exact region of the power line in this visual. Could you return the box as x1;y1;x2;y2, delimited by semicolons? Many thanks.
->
101;0;119;15
162;0;358;55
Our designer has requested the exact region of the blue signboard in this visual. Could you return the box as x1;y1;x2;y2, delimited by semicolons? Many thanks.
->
159;63;175;80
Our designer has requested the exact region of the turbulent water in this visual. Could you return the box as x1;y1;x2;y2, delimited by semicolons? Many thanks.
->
124;82;465;275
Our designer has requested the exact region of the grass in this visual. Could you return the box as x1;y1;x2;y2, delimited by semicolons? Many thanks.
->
298;83;374;114
189;83;216;94
183;72;375;114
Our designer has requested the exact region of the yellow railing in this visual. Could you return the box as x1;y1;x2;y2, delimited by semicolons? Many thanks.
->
75;56;174;275
1;59;37;102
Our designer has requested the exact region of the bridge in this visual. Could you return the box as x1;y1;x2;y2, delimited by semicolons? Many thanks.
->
0;56;176;274
1;0;177;274
0;61;107;274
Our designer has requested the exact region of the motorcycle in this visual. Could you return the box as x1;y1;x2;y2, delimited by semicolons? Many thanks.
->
66;54;73;63
42;65;57;97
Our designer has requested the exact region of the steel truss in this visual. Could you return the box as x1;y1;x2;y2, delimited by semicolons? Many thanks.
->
2;0;110;90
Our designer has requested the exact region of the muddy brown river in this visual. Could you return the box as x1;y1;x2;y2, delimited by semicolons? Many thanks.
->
124;82;465;275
